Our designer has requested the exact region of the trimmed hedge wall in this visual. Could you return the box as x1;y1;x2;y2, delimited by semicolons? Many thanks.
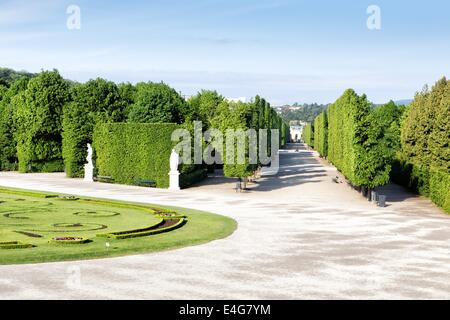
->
327;89;379;187
391;162;450;213
93;123;179;188
429;168;450;212
313;111;328;158
302;123;314;148
397;77;450;213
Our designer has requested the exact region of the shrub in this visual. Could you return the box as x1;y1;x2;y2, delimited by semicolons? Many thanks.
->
93;123;179;188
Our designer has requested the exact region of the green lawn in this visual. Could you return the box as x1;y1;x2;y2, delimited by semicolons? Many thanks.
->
0;187;237;265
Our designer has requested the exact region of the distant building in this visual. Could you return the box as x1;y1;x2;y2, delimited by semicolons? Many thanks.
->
290;125;303;143
274;104;305;112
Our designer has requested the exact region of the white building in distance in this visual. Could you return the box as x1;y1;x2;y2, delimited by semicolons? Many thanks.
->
290;125;304;142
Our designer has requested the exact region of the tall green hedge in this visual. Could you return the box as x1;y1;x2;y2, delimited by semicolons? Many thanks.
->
358;101;404;188
429;168;450;212
327;89;376;187
312;95;403;189
211;101;256;178
302;123;314;148
399;77;450;212
313;111;327;157
93;123;179;188
206;96;287;178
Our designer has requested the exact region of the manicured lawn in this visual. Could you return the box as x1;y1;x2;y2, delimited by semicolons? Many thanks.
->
0;187;237;265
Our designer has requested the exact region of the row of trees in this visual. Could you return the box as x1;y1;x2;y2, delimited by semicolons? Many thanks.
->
0;68;289;181
397;78;449;211
313;111;327;158
209;95;289;178
302;79;449;212
302;123;314;148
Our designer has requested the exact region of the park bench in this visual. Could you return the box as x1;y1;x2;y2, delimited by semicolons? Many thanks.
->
95;176;114;183
134;179;157;188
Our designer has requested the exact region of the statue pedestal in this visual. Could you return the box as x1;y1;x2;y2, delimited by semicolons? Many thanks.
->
168;170;180;191
84;164;94;182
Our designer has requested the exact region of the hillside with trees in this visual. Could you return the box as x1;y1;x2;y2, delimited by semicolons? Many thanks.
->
0;67;35;86
280;103;328;123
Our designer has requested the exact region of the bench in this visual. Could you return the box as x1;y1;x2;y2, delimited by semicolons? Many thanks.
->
95;176;114;183
135;179;157;188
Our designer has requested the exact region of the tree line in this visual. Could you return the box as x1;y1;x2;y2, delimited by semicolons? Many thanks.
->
0;68;289;182
302;79;449;212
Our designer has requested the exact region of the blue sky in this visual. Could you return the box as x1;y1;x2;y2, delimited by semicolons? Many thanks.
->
1;0;449;104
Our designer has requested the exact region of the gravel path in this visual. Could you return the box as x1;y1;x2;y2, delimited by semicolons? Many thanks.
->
0;143;449;299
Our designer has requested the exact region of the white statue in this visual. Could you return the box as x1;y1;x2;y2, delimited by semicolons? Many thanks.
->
168;149;180;191
84;143;94;182
170;149;180;172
